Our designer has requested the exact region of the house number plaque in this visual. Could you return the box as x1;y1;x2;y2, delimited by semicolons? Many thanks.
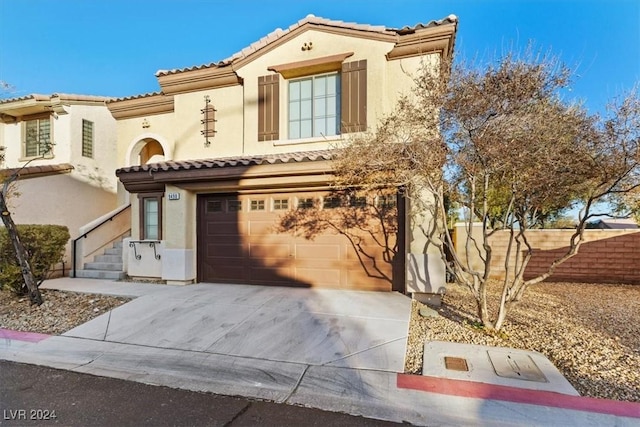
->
168;192;180;200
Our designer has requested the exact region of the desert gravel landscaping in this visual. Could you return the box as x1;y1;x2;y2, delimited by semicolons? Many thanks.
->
405;281;640;402
0;289;129;335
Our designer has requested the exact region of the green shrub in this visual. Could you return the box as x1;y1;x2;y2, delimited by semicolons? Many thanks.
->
0;224;70;295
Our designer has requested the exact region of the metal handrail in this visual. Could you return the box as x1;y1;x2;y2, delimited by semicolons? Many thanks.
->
72;203;131;277
129;240;162;260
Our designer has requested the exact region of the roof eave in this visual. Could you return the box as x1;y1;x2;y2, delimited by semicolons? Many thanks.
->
0;93;111;122
386;20;458;61
107;93;175;120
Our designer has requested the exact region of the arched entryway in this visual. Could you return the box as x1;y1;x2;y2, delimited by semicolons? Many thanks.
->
139;139;164;164
125;133;172;167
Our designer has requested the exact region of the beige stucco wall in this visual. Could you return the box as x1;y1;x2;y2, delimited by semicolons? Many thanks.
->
6;173;117;274
116;29;441;168
1;104;117;193
66;104;119;192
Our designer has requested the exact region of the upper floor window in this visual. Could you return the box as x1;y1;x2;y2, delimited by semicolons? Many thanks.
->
82;119;94;158
258;58;367;142
24;117;52;158
289;73;339;139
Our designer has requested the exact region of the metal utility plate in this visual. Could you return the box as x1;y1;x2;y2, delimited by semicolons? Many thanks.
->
487;350;548;383
444;356;469;371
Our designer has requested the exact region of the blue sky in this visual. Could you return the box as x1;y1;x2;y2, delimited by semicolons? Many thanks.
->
0;0;638;114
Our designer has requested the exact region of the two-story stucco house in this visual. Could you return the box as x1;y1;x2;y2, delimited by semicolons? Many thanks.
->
0;93;119;276
105;15;457;298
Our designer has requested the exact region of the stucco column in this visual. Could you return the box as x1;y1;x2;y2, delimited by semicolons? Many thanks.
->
405;186;446;306
162;185;197;285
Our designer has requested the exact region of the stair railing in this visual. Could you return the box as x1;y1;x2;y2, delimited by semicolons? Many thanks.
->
72;203;131;277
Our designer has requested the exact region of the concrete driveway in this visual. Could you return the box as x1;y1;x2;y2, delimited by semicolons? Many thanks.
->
5;279;637;425
61;282;411;372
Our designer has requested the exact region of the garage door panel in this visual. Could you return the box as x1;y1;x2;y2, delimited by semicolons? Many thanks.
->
296;268;341;287
296;244;341;260
248;243;291;258
248;220;279;235
345;245;392;260
346;269;389;291
206;221;244;236
207;243;245;258
250;266;295;283
201;264;247;282
206;235;244;245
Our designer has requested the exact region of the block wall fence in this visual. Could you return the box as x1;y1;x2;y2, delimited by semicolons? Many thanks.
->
453;225;640;284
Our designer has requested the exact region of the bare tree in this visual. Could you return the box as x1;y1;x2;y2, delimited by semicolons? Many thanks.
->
0;84;54;305
334;52;640;332
1;166;48;305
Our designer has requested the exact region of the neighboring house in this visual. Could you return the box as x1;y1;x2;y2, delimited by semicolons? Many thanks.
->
107;14;458;298
0;94;119;276
588;218;639;230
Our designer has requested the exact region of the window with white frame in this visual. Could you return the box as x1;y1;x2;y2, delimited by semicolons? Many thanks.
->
140;194;162;240
24;117;52;158
288;73;339;139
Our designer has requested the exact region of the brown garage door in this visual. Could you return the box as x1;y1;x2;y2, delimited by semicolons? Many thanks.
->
197;191;400;291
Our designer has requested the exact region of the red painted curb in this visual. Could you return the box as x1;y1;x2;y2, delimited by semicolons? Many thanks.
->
0;328;50;343
397;374;640;419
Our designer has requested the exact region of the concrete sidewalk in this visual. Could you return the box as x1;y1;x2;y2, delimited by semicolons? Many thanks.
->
2;278;638;426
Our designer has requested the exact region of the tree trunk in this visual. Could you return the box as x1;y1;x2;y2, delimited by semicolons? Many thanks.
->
0;190;43;305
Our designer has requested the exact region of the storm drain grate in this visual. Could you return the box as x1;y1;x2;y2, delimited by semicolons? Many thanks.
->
444;356;469;371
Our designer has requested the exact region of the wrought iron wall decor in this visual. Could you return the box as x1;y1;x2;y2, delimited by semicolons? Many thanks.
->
201;95;217;146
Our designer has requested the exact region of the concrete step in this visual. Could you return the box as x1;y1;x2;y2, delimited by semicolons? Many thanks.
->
94;254;122;263
113;240;124;249
74;269;126;280
84;262;123;271
104;247;123;256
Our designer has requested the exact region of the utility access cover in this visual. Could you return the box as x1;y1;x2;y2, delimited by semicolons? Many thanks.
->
487;349;548;383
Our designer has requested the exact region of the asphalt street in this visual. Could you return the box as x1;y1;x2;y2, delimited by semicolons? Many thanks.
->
0;361;401;427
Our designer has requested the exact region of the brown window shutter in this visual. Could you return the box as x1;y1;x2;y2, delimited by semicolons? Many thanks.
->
258;74;279;141
341;60;367;133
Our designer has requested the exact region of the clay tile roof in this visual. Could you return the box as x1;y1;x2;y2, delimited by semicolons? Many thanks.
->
0;93;112;104
116;149;335;175
0;94;49;104
394;14;459;34
155;14;457;77
0;163;74;179
107;91;165;103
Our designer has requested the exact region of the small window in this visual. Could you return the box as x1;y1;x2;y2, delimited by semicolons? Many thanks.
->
82;119;94;158
297;198;315;209
250;200;265;211
376;194;396;208
24;117;52;158
228;200;242;212
139;194;162;240
323;196;341;209
206;200;223;213
273;198;289;210
350;196;367;208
